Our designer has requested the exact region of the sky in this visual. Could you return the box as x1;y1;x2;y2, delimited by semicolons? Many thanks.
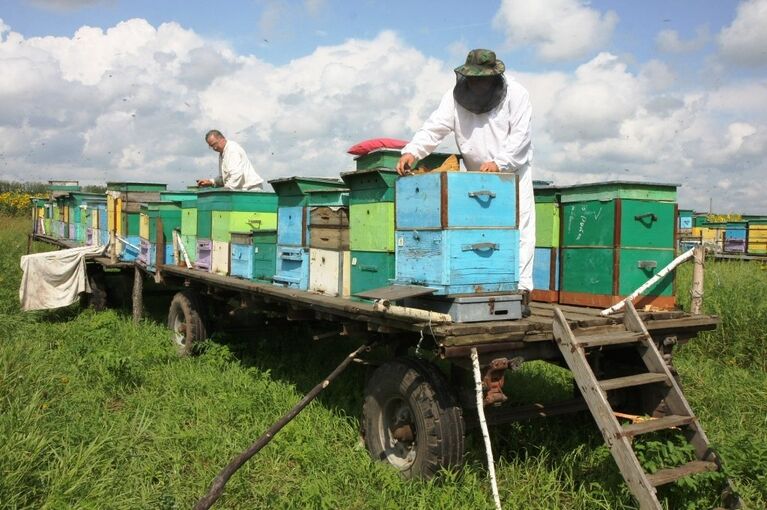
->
1;0;766;213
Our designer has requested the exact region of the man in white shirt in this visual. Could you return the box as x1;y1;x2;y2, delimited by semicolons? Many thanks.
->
396;49;535;316
197;130;264;191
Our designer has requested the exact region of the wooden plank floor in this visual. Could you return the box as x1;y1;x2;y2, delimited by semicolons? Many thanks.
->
30;234;721;349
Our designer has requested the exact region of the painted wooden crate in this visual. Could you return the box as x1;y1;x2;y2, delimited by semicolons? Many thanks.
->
354;149;455;172
309;248;351;297
211;241;230;276
559;182;677;249
534;183;560;248
396;172;518;229
106;182;167;238
748;221;767;254
211;211;278;242
349;202;394;252
559;247;675;309
341;168;397;205
139;202;182;243
277;206;307;246
395;228;520;295
532;247;559;303
273;246;310;289
121;235;141;262
724;222;747;253
308;206;349;251
195;239;213;271
253;230;278;282
230;232;253;279
181;200;199;237
350;250;395;295
138;239;173;271
270;177;345;208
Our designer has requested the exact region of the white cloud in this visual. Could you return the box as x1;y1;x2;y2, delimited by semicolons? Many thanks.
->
656;26;709;53
0;18;765;214
718;0;767;67
492;0;618;61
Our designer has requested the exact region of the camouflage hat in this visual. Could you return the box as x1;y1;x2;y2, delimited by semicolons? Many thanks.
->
454;49;505;77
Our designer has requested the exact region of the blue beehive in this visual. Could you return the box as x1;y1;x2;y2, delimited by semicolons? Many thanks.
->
533;247;559;293
394;172;520;295
396;172;518;229
273;246;310;289
230;232;253;279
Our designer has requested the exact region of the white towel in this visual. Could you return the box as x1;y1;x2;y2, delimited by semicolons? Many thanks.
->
19;245;106;311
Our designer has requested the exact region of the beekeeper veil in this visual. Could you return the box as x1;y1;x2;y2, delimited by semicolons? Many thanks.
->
453;49;507;114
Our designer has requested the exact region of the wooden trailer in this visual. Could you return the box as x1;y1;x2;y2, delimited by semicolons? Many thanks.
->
29;230;738;510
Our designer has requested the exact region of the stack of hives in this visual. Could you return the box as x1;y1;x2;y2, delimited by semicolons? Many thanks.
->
106;182;168;261
558;181;678;309
532;182;560;302
270;177;347;293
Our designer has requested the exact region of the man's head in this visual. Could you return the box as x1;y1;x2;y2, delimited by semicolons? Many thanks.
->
453;49;507;115
205;129;226;153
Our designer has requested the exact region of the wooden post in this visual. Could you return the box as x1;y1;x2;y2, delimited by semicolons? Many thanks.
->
26;233;32;255
132;266;143;324
691;245;704;315
110;231;117;264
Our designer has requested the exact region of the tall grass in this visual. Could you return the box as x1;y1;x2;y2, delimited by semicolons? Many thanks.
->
1;214;765;508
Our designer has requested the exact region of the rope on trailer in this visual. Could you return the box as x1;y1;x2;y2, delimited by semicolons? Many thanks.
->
194;341;374;510
471;347;502;510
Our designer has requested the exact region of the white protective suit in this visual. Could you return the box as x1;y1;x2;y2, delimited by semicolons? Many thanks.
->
402;75;536;291
215;140;265;191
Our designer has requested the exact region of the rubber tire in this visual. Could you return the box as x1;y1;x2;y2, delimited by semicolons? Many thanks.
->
361;358;465;479
82;265;108;311
167;291;207;356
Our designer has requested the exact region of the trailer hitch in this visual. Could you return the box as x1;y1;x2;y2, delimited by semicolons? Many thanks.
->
482;356;523;406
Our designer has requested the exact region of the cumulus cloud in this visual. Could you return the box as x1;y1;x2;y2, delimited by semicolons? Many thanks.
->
718;0;767;67
492;0;618;61
0;18;765;214
656;26;710;53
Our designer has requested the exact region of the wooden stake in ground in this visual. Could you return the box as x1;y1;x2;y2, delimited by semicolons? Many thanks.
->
471;348;502;510
194;342;373;510
691;245;705;315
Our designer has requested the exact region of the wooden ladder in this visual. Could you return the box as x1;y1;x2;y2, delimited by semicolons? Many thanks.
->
552;301;738;510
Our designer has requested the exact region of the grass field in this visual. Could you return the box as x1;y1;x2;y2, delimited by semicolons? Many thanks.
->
1;214;766;509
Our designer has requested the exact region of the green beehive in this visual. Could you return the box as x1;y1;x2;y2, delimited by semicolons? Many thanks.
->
197;190;278;240
181;200;198;236
140;201;182;243
353;149;456;172
269;177;345;207
252;230;278;281
305;188;349;207
341;169;398;204
534;183;560;248
161;190;198;202
557;181;678;309
349;202;395;252
350;250;396;295
559;182;677;249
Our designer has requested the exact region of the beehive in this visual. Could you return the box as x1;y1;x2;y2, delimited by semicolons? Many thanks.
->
558;181;678;309
394;172;520;295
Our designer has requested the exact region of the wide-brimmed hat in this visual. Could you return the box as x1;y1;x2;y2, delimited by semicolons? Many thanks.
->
454;49;505;77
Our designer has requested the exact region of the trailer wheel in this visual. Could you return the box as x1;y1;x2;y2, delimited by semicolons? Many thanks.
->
81;265;108;311
361;358;465;479
167;291;207;356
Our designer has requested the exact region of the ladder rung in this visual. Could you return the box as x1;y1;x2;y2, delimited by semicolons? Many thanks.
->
647;460;718;487
599;372;668;392
620;414;695;438
574;331;645;348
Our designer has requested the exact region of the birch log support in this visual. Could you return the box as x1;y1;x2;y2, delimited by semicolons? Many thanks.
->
471;348;502;510
110;231;117;264
194;342;372;510
132;266;143;324
26;233;32;255
372;299;452;323
691;245;705;315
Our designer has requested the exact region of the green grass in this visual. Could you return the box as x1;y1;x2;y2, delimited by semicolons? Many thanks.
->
2;214;766;509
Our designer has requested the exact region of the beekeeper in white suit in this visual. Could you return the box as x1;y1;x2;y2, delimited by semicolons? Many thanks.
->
396;48;535;317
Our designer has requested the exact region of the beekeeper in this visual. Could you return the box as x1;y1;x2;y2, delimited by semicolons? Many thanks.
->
396;49;535;316
197;130;265;191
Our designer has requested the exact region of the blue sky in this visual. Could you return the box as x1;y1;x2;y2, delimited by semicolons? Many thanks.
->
1;0;766;213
